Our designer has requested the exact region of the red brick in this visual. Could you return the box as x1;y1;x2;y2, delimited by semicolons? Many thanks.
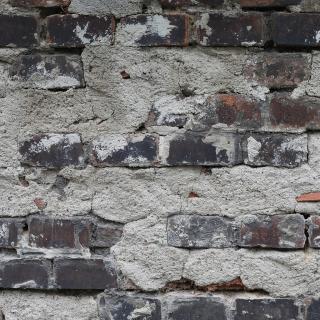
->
272;13;320;47
10;0;70;7
197;13;267;47
296;192;320;202
47;14;115;48
240;0;301;7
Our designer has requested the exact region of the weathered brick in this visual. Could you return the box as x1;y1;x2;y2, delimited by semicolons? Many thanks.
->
47;14;115;47
240;0;301;7
168;297;227;320
238;214;306;249
10;0;70;7
160;132;242;166
167;214;236;248
28;217;90;249
244;53;311;89
99;294;161;320
91;223;123;248
269;95;320;129
307;216;320;248
0;219;24;248
160;0;223;7
235;299;299;320
54;259;117;289
197;13;267;46
306;298;320;320
91;134;158;167
19;133;84;168
296;192;320;202
242;133;308;168
117;14;189;46
0;15;38;48
1;260;50;289
10;55;85;89
272;13;320;47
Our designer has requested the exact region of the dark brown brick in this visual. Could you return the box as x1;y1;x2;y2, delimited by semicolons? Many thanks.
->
54;259;117;289
235;299;299;320
1;259;50;289
238;214;306;249
244;53;311;89
91;134;158;167
161;132;242;166
118;14;189;46
272;13;320;47
19;133;84;169
197;13;267;47
160;0;223;7
0;15;38;48
307;216;320;248
167;215;236;248
242;133;308;168
47;14;115;47
240;0;301;7
28;217;91;249
10;55;85;89
269;94;320;129
0;219;24;248
91;223;123;248
10;0;70;7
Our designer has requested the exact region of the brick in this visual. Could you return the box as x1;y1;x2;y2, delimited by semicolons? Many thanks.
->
307;216;320;248
91;134;158;167
238;214;306;249
0;219;24;248
296;192;320;202
47;14;114;47
168;297;227;320
28;217;90;249
306;298;320;320
91;223;123;248
235;299;299;320
272;13;320;47
244;53;310;89
10;0;70;7
242;133;308;168
160;132;242;166
197;13;267;46
240;0;301;7
10;55;85;90
99;294;161;320
269;95;320;129
19;133;84;168
167;214;236;248
54;259;117;289
1;259;50;289
160;0;223;7
0;15;38;48
117;14;189;46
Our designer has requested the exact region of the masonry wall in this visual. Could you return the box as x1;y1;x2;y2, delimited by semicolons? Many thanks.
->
1;0;320;319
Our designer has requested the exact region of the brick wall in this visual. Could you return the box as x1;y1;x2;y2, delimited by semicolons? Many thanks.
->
0;0;320;318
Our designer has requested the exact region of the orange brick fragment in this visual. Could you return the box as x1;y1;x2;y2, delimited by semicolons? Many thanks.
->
296;192;320;202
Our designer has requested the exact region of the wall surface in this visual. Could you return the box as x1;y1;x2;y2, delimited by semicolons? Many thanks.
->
0;0;320;319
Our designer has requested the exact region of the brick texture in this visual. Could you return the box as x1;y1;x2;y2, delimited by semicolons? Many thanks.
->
240;0;301;7
10;0;70;7
0;219;24;248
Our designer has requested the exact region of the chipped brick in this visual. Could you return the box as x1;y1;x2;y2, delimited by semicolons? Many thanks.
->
296;192;320;202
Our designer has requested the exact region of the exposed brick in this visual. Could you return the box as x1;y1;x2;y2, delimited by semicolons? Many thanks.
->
272;13;320;47
91;134;158;167
269;95;320;129
10;0;70;7
244;53;311;89
235;299;299;320
28;217;90;249
19;133;84;169
307;216;320;248
238;214;306;249
160;132;242;166
99;294;161;320
0;219;24;248
47;14;115;47
167;215;236;248
296;192;320;202
197;13;267;47
0;15;38;48
118;14;189;46
242;133;308;168
10;55;85;90
240;0;301;7
0;259;50;289
168;297;227;320
91;223;123;248
54;259;117;289
306;298;320;320
160;0;223;7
